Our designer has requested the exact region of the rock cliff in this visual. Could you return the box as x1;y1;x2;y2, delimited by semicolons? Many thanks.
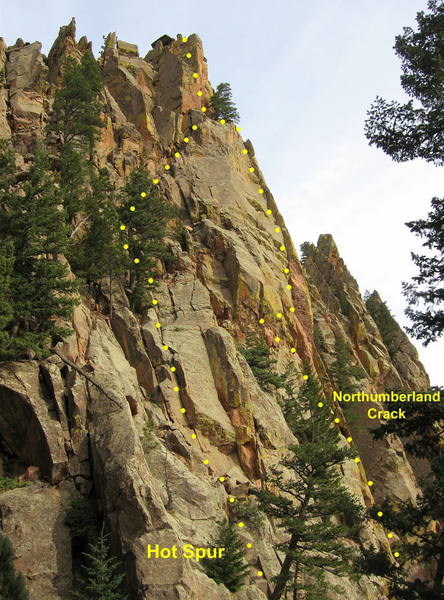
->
0;20;431;599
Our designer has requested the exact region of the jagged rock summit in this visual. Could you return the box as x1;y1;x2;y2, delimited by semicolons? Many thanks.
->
0;21;431;600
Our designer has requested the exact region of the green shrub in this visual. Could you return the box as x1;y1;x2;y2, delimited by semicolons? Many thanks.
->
0;477;28;493
65;498;98;543
231;497;265;529
241;339;286;390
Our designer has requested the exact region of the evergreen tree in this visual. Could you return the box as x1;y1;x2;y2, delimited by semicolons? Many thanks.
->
0;242;14;357
240;338;287;389
201;521;249;592
365;292;400;352
363;1;444;343
252;367;365;600
0;144;78;360
364;0;444;165
68;168;127;317
0;532;29;600
59;142;90;222
402;197;444;345
210;83;240;123
117;166;176;311
48;51;104;151
73;530;127;600
363;389;444;599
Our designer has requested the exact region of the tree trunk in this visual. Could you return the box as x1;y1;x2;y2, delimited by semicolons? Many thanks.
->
270;533;299;600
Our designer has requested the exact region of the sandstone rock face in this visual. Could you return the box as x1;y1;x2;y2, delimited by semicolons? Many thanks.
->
0;22;431;600
0;484;73;599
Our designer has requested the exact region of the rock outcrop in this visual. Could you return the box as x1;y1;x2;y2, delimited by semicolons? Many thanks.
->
0;21;431;599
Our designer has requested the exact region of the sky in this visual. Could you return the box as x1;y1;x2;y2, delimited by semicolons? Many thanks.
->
1;0;442;385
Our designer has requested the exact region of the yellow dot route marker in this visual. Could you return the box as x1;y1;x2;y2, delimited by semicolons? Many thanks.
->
170;366;176;372
394;552;400;558
276;312;282;319
334;418;340;423
175;151;181;157
249;167;255;173
258;188;264;194
184;137;189;143
279;245;286;251
246;543;253;549
220;119;226;124
266;209;272;215
130;205;136;211
201;106;207;112
192;72;198;79
290;347;296;353
140;192;146;197
180;407;186;413
191;433;197;439
346;437;352;442
148;277;154;284
182;37;188;43
236;126;241;131
134;258;140;264
162;344;169;350
152;299;158;305
238;522;245;528
257;571;263;577
286;284;292;290
289;307;295;313
275;227;281;233
377;511;383;517
192;125;198;130
120;225;126;230
219;476;225;482
203;459;209;465
173;386;179;392
153;178;159;184
197;91;203;96
388;532;394;539
354;457;361;463
368;481;374;487
303;375;308;380
186;52;192;58
274;336;281;343
259;318;265;324
318;402;324;407
164;165;171;170
123;244;129;250
229;497;235;503
242;149;248;155
155;322;161;329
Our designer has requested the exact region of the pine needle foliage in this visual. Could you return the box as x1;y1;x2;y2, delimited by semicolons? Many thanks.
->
253;366;365;600
0;143;78;360
117;166;176;311
240;339;287;389
362;387;444;599
48;51;104;150
210;83;240;123
201;521;249;593
73;530;127;600
402;196;444;345
0;532;29;600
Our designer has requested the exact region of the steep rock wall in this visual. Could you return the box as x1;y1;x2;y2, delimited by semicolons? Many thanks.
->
0;20;429;599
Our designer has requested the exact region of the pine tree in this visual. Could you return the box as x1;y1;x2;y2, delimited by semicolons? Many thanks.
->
253;367;365;600
363;388;444;599
73;530;127;600
48;51;104;151
117;166;176;311
402;197;444;345
363;1;444;343
365;292;400;352
68;168;127;317
0;532;29;600
201;521;249;592
0;143;78;360
210;83;240;123
364;1;444;165
241;338;287;389
0;242;14;357
330;335;365;394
